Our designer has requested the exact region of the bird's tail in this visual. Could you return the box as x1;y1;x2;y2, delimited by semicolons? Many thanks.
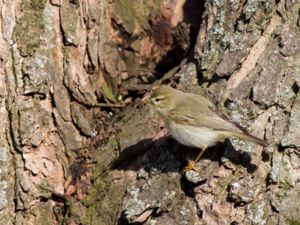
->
230;132;268;147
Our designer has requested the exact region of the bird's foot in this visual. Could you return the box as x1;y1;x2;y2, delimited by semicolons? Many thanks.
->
183;160;200;172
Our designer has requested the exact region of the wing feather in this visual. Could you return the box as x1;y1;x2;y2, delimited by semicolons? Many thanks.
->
168;94;242;133
165;88;267;146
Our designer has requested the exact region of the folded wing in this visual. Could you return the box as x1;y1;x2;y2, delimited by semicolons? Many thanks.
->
168;93;267;146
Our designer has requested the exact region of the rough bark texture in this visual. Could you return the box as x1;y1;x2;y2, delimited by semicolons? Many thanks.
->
0;0;300;224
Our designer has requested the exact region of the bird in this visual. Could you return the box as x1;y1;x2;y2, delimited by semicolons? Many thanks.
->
150;85;267;171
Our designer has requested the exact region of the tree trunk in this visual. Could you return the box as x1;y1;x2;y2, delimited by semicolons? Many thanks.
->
0;0;299;224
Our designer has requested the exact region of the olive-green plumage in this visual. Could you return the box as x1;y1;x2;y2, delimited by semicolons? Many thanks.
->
150;85;267;149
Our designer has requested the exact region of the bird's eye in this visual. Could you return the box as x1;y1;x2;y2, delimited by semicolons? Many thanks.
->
155;98;160;103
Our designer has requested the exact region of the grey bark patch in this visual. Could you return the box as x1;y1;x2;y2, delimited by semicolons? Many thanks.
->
269;150;300;186
53;85;72;122
279;25;300;57
22;51;53;96
12;0;47;56
175;62;198;91
228;177;260;204
60;0;80;45
278;67;300;110
271;183;300;223
53;109;82;151
122;173;191;224
229;66;261;101
207;78;227;103
86;32;99;72
115;102;157;152
245;199;270;225
216;50;247;77
17;98;51;147
0;147;8;162
0;181;8;211
281;93;300;147
63;47;98;105
270;109;289;144
253;52;283;106
70;102;96;137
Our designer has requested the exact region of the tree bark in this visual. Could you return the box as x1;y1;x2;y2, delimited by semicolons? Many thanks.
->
1;0;300;225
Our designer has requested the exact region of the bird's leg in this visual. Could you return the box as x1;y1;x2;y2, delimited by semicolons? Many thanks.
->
194;145;208;163
184;145;208;172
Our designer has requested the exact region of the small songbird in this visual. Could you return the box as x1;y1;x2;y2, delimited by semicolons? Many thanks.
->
150;85;267;171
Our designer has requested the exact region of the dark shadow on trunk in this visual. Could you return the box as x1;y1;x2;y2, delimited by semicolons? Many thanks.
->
112;136;257;174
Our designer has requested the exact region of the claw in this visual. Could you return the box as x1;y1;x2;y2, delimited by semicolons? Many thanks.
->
183;161;200;172
183;145;208;173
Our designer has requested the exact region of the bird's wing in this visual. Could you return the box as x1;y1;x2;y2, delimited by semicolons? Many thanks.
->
168;96;243;133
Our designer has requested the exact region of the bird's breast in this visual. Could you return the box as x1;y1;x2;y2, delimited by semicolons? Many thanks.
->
166;120;224;148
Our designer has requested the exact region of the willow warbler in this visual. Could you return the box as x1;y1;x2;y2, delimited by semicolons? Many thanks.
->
150;85;267;171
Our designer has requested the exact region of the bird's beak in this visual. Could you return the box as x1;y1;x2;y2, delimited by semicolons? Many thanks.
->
149;98;155;105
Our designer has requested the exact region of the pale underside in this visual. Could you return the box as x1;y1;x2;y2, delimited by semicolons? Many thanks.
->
152;87;265;147
167;120;226;149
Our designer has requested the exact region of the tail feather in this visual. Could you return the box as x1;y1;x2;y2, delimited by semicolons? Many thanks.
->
232;132;268;147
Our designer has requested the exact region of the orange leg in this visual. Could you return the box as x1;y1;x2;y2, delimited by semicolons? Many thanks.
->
184;145;208;172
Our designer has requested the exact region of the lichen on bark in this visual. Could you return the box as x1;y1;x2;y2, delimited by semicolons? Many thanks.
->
2;0;300;224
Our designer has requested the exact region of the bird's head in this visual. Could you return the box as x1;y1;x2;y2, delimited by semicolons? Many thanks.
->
150;85;175;116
